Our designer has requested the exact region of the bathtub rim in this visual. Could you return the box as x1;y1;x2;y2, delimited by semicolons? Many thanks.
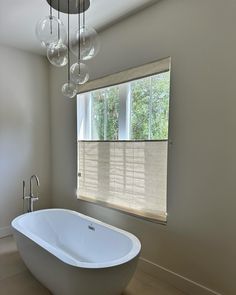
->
11;208;141;269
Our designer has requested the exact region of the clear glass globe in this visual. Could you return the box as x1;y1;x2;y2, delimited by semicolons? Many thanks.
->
47;41;68;67
36;16;67;47
62;82;77;98
70;26;100;60
70;63;89;84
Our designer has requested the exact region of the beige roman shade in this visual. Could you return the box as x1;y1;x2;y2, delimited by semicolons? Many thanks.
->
78;141;168;222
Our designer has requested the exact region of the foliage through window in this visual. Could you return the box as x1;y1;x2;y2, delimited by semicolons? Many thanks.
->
78;71;170;141
131;72;170;140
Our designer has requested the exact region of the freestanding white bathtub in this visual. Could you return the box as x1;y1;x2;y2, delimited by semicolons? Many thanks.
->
11;209;141;295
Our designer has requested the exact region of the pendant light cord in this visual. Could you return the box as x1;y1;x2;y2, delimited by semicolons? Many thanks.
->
50;0;53;34
83;0;85;28
50;0;52;15
57;0;60;40
78;1;81;65
68;0;70;82
82;0;86;47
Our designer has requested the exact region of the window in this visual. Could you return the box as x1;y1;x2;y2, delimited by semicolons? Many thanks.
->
77;57;171;223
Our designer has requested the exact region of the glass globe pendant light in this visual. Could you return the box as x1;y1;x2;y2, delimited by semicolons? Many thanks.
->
70;26;100;61
62;82;77;98
36;16;67;47
36;1;67;48
47;40;68;67
70;2;89;85
61;0;76;98
71;62;89;84
80;25;100;60
70;1;100;61
36;0;94;98
47;0;68;67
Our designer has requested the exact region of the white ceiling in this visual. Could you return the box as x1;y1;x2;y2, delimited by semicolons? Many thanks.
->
0;0;158;55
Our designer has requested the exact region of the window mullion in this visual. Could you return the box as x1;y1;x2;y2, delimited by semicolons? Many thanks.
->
119;83;131;140
80;93;92;140
148;77;153;140
87;93;92;140
126;83;131;140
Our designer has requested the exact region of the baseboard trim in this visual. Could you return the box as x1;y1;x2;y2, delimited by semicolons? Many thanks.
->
138;257;222;295
0;226;12;238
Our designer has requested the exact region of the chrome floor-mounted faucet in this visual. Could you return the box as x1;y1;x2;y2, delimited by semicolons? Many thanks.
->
23;175;40;212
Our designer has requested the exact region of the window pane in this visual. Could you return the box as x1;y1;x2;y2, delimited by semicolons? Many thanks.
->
107;87;120;140
131;77;150;140
151;71;170;140
91;86;119;140
91;90;105;140
131;71;170;140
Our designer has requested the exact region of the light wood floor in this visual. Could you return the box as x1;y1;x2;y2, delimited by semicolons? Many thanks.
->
0;236;186;295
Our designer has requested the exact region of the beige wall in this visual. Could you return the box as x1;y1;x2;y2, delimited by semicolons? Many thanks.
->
0;45;51;231
50;0;235;294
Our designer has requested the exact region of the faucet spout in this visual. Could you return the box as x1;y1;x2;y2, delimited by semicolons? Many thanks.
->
29;175;40;212
23;175;40;213
30;175;40;197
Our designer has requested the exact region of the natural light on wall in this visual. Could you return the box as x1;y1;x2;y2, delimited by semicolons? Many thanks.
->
77;57;171;223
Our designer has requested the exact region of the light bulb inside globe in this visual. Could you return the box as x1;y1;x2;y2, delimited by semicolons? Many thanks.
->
47;41;68;67
62;82;77;98
70;63;89;84
70;26;100;60
36;16;67;47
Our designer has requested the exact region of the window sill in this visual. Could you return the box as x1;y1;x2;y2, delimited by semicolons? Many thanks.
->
77;195;167;225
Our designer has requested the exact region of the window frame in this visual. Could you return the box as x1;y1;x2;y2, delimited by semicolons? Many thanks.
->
77;57;171;224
